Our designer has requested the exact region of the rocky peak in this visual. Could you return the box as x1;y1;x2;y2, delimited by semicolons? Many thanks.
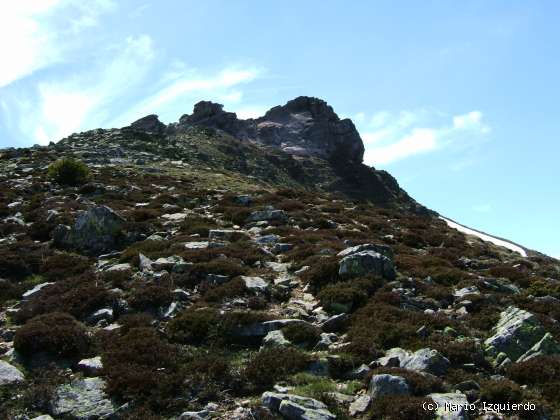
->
174;96;365;163
129;114;166;134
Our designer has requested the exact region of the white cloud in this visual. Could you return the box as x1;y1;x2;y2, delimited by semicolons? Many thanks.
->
0;0;115;87
359;109;490;166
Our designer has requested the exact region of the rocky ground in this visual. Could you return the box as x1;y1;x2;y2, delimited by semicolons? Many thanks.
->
1;98;560;419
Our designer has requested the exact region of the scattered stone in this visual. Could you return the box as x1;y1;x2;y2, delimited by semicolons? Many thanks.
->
321;313;350;333
22;282;54;299
337;243;394;259
368;374;410;399
338;250;395;280
378;348;450;375
241;276;270;292
428;392;469;419
77;356;103;376
262;392;336;420
51;377;117;419
349;395;371;416
247;208;288;223
53;206;126;255
262;330;291;347
0;360;24;385
453;286;480;299
238;319;313;337
484;306;560;366
185;241;209;249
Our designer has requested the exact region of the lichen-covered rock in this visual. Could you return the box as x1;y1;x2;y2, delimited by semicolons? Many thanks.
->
53;206;126;255
0;360;24;385
484;306;560;366
50;377;117;419
247;208;288;223
337;243;394;260
241;276;270;292
262;330;291;347
338;250;395;280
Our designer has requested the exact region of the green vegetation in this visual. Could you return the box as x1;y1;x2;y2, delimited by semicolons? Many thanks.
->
48;157;90;186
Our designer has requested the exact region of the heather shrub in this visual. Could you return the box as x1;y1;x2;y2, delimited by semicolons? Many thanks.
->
507;355;560;403
202;277;248;303
317;276;383;314
14;274;113;323
370;396;436;419
48;157;90;186
0;241;44;280
242;347;310;391
281;323;321;349
102;327;184;410
14;312;89;359
301;257;340;292
129;284;173;312
40;252;92;281
480;379;523;404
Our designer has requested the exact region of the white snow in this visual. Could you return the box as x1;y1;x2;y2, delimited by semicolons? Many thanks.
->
440;217;528;257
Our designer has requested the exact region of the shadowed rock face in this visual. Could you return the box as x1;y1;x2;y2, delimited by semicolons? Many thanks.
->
133;96;365;163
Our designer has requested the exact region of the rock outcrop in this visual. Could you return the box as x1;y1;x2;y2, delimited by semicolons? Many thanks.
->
50;377;117;419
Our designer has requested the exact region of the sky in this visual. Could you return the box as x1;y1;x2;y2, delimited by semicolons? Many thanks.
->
0;1;558;258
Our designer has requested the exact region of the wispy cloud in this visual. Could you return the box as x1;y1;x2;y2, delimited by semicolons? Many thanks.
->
0;0;115;88
0;1;264;146
359;109;490;166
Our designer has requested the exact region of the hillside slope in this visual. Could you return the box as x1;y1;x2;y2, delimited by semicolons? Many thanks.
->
0;98;559;419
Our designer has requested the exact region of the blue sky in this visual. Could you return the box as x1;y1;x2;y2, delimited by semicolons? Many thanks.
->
0;1;558;258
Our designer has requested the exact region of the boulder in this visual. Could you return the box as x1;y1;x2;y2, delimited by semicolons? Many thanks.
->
129;114;166;134
339;250;395;280
378;348;450;376
50;377;117;419
368;374;410;399
262;392;336;420
247;208;288;223
53;206;126;255
22;282;54;299
237;319;313;337
241;276;270;292
262;330;291;347
77;356;103;376
337;243;394;260
484;306;560;366
428;392;469;419
0;360;24;385
349;395;371;416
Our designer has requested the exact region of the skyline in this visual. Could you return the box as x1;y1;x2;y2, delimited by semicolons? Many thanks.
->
0;1;558;258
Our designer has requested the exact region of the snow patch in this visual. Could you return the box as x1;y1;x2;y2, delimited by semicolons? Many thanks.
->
440;217;527;257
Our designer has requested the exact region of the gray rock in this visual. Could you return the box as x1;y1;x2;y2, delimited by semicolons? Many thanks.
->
273;243;294;253
129;114;166;134
484;306;560;366
138;253;153;271
53;206;126;255
152;255;191;272
368;374;410;399
349;395;371;416
209;229;247;241
51;377;117;419
237;319;313;337
453;286;480;299
321;313;350;333
22;282;54;299
88;308;113;325
241;276;269;292
30;416;55;420
339;250;395;280
262;330;291;347
77;356;103;376
378;348;450;375
279;399;336;420
337;243;394;260
106;263;131;272
348;364;371;380
184;241;209;249
247;208;288;223
428;392;469;419
0;360;24;385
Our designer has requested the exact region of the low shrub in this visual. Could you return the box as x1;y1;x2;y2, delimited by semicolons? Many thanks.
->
120;240;170;266
0;241;45;281
14;312;89;359
507;355;560;403
281;323;321;349
369;396;436;419
47;157;90;186
189;259;248;279
202;277;248;303
102;327;183;410
14;274;114;323
301;257;340;292
479;379;523;405
180;216;218;237
242;347;310;391
40;252;92;281
317;276;383;314
129;285;173;312
489;264;526;282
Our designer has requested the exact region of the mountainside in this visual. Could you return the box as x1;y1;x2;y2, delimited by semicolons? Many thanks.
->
1;97;559;419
